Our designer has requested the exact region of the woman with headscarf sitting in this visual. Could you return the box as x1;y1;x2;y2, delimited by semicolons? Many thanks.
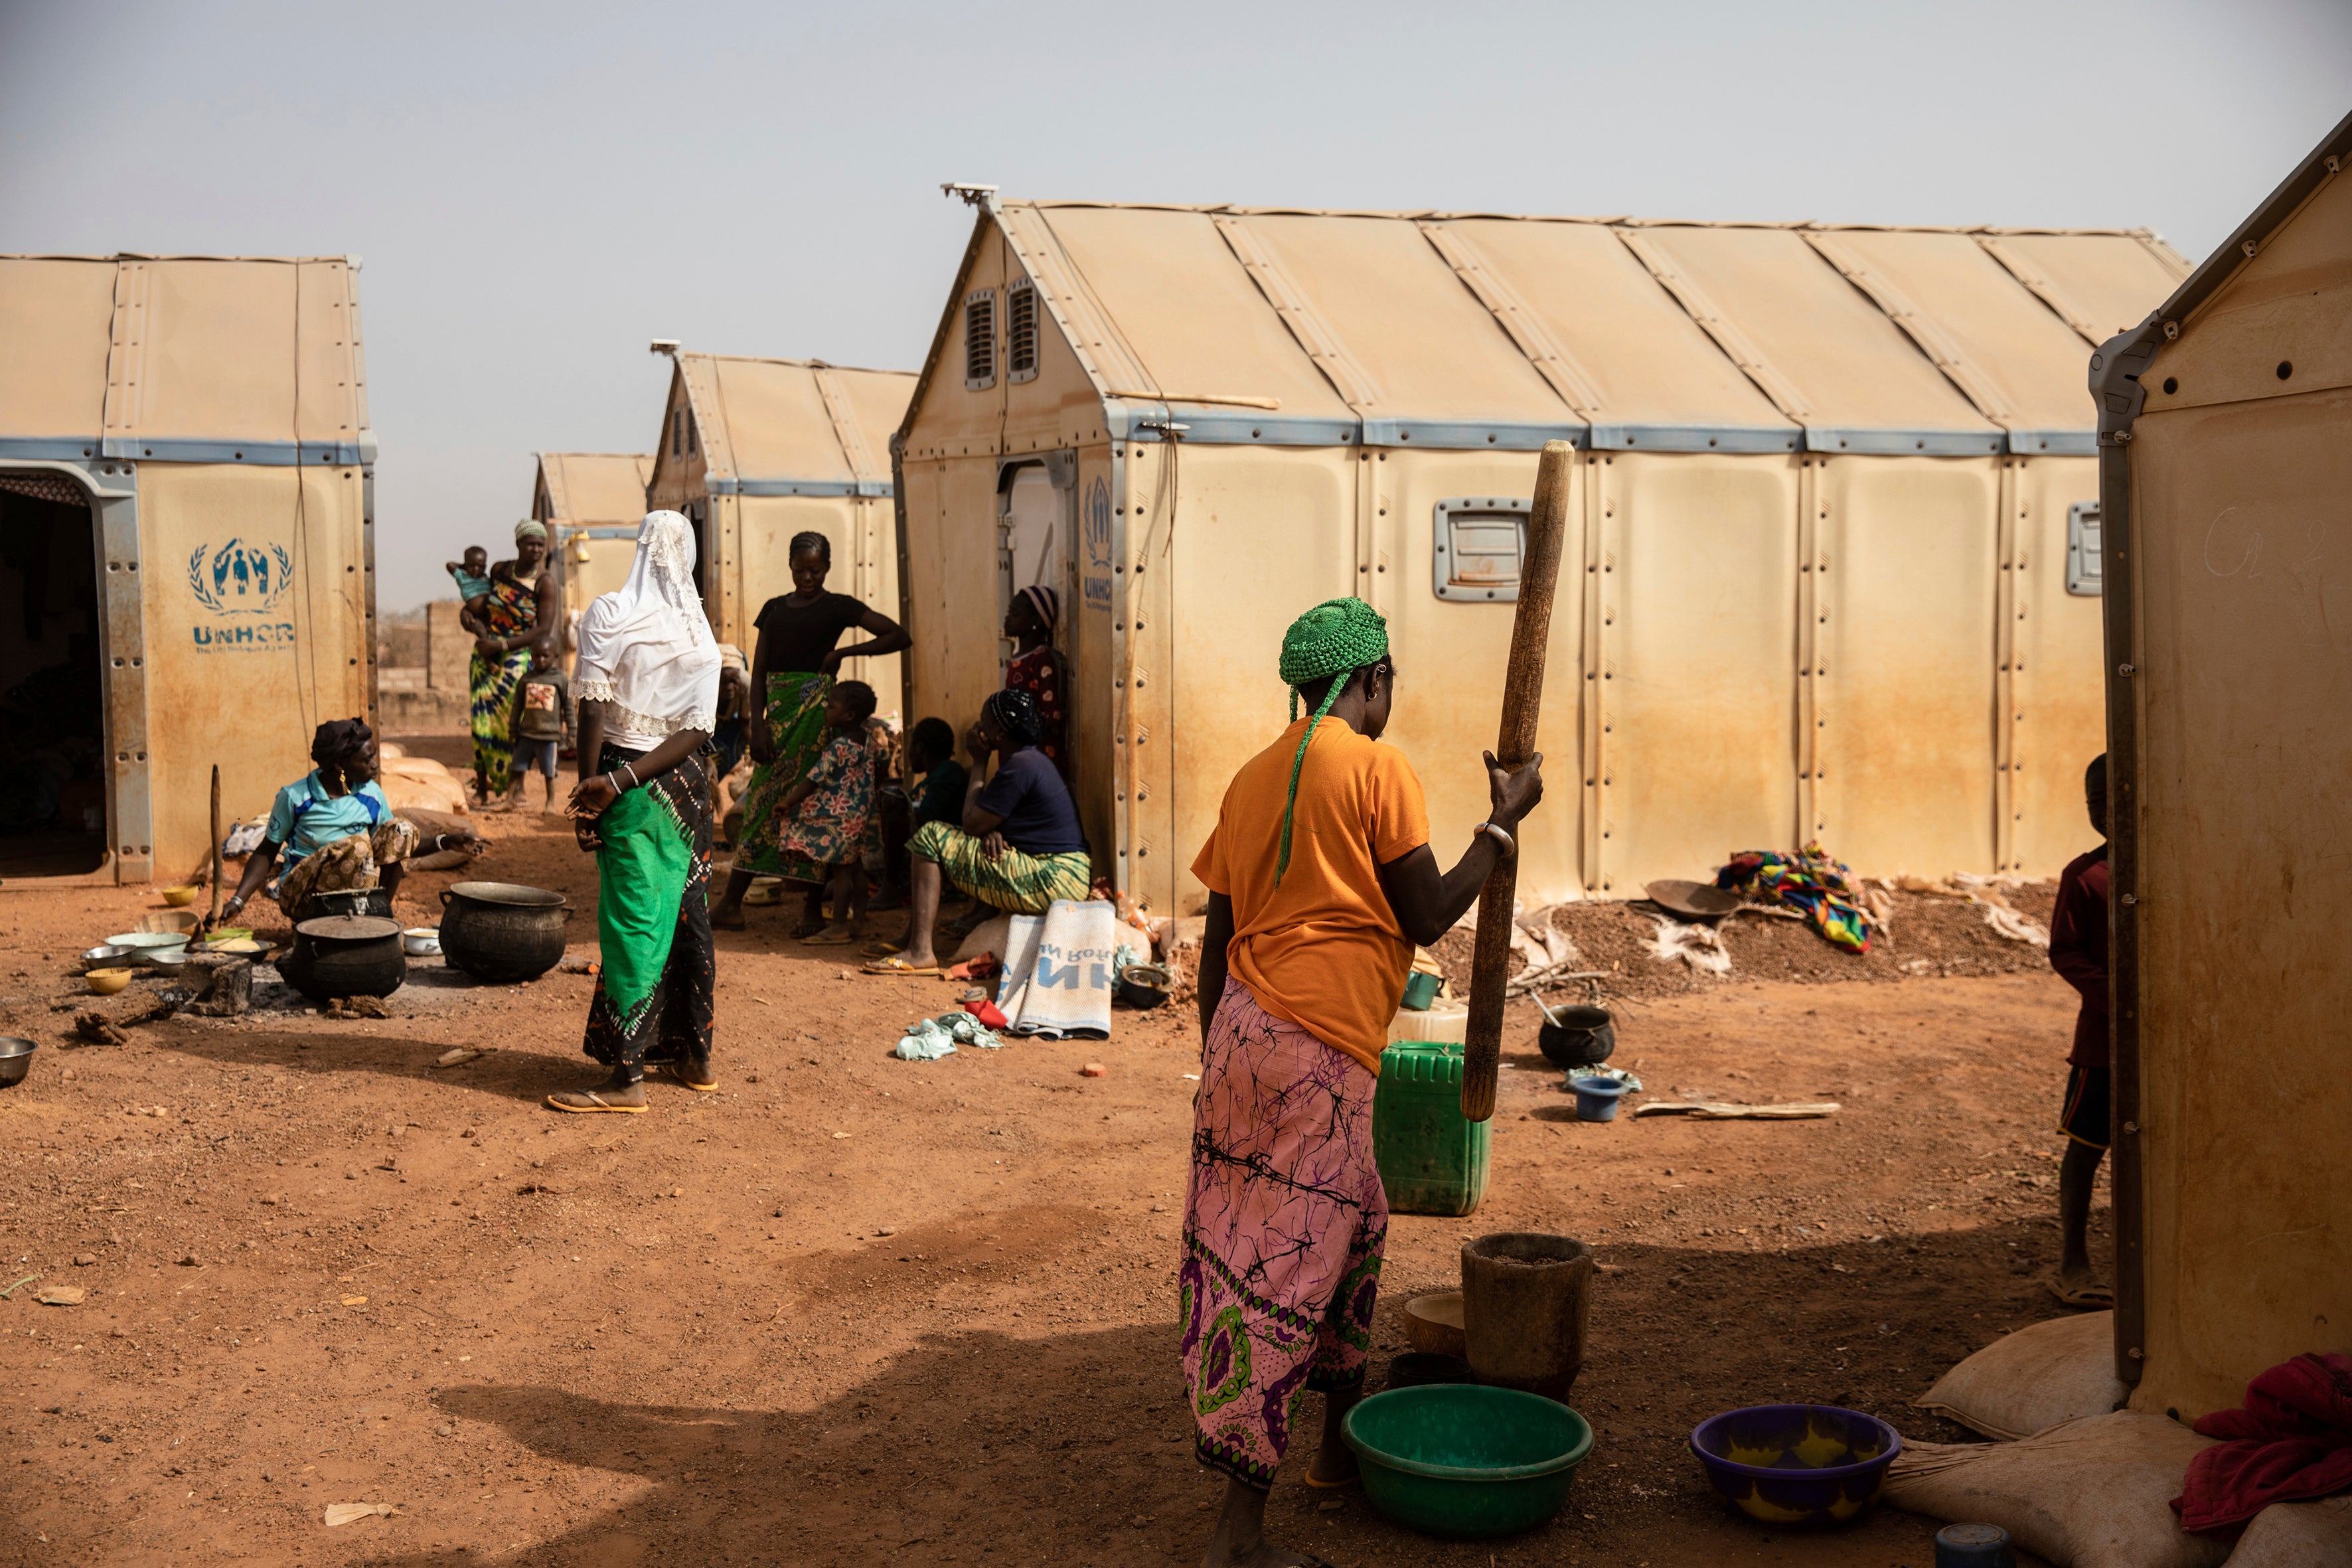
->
864;687;1089;976
218;718;479;924
468;519;555;803
551;511;723;1114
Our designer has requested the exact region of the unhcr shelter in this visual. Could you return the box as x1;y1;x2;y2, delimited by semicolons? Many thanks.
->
530;451;652;628
2091;111;2352;1418
894;198;2187;914
0;254;374;886
645;350;914;698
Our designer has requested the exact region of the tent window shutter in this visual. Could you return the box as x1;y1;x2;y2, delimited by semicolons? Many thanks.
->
1007;280;1038;383
671;409;682;459
1430;497;1531;603
2067;502;2103;596
686;414;697;457
965;290;996;390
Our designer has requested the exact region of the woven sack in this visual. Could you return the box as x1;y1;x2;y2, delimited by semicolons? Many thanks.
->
2224;1495;2352;1567
1887;1411;2227;1568
1917;1310;2126;1441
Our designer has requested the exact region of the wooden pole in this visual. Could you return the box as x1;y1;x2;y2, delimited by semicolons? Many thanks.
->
1461;439;1573;1123
205;765;223;935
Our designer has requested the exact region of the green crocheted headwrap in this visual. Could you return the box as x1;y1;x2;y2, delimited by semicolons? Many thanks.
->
1275;597;1389;883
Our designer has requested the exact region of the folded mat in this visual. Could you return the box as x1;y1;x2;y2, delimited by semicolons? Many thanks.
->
995;899;1115;1038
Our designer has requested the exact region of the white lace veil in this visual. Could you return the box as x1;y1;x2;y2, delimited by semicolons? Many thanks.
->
572;510;722;746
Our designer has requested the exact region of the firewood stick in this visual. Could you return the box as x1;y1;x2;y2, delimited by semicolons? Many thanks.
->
205;765;222;935
1461;439;1572;1123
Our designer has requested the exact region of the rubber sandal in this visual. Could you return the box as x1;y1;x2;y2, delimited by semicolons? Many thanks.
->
861;957;946;977
545;1087;647;1114
862;941;906;959
1302;1464;1359;1490
804;928;859;947
2047;1278;2115;1308
665;1059;718;1093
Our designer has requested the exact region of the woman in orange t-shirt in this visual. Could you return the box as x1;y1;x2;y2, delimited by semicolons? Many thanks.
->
1182;597;1543;1568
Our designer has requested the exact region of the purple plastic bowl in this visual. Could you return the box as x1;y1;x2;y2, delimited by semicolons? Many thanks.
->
1689;1403;1901;1527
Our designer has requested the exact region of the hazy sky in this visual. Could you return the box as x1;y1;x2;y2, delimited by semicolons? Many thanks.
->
4;1;2345;611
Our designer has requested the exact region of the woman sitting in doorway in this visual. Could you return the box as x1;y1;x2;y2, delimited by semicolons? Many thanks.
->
1002;585;1068;779
218;718;481;925
865;688;1089;976
710;530;910;933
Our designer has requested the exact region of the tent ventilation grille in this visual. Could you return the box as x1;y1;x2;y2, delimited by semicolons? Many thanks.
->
1007;280;1038;383
965;290;997;390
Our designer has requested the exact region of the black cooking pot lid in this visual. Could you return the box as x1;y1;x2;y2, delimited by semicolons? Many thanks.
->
295;916;403;941
447;881;566;907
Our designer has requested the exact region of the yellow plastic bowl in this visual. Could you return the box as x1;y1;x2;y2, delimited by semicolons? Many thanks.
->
160;886;200;907
86;968;135;996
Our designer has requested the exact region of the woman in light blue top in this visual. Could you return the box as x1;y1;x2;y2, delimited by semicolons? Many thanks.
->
220;718;476;923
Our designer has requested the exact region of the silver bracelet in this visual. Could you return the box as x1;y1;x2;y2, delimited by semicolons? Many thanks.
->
621;763;643;790
1474;820;1516;855
603;771;624;794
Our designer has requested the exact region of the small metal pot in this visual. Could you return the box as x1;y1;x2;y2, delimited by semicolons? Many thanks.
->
438;882;571;984
0;1037;35;1089
278;915;407;1002
1537;1004;1615;1067
1115;963;1172;1011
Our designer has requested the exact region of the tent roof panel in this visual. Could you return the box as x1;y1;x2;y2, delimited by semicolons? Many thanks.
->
683;354;915;484
1630;225;1997;437
1235;212;1574;427
1027;205;1354;421
1984;232;2190;344
538;452;651;526
826;365;917;483
0;258;117;441
1812;229;2114;434
1437;218;1791;433
0;255;369;457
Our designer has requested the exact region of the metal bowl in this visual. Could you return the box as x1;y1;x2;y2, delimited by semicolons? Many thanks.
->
106;931;191;953
82;943;135;971
0;1037;35;1089
402;927;443;957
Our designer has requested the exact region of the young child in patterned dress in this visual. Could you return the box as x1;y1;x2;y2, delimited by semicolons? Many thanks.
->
776;680;880;945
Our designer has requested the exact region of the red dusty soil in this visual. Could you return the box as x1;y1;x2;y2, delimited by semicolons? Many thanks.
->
0;799;2108;1567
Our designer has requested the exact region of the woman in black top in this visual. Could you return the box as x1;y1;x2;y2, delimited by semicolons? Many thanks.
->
712;531;910;932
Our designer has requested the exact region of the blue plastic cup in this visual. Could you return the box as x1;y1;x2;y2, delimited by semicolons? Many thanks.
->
1570;1075;1626;1122
1934;1523;2015;1568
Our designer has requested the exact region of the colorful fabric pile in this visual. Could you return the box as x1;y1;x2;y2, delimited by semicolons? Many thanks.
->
1715;840;1875;953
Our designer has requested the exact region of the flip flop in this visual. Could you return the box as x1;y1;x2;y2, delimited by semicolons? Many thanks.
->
1302;1464;1359;1491
664;1059;719;1093
862;957;946;977
804;929;860;947
545;1087;647;1114
2047;1278;2116;1308
862;941;906;959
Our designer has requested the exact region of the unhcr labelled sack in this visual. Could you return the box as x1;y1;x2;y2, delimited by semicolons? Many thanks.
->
2226;1494;2352;1567
1917;1310;2128;1440
1886;1411;2227;1568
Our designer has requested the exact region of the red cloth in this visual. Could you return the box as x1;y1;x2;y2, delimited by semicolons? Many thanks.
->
2048;846;2110;1067
2172;1353;2352;1531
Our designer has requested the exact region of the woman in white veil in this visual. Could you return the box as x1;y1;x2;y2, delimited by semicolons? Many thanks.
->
550;511;723;1113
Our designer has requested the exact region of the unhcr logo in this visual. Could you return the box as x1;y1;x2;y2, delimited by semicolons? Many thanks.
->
188;538;293;615
1083;476;1113;612
188;538;297;653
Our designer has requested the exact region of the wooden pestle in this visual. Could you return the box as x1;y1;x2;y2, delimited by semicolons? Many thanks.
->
1460;439;1572;1123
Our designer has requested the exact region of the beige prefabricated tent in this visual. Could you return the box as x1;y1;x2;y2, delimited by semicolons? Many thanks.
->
2091;111;2352;1418
0;254;374;886
530;451;653;627
893;198;2187;913
645;351;915;700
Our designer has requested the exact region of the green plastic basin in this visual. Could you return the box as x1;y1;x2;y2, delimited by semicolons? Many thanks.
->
1343;1383;1593;1539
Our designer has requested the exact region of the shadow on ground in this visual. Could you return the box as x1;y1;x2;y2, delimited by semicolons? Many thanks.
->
350;1216;2087;1567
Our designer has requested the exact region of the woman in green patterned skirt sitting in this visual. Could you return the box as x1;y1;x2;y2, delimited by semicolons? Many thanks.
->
866;688;1091;977
550;511;722;1115
710;530;909;934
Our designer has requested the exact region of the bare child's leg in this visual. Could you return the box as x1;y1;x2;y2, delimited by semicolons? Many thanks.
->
805;864;858;945
711;866;755;929
2059;1138;2106;1296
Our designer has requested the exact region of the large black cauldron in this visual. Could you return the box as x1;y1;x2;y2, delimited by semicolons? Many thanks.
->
279;916;407;1001
438;882;571;984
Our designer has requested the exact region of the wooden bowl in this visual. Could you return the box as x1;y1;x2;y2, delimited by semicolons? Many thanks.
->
86;968;135;996
1404;1289;1467;1360
160;886;200;907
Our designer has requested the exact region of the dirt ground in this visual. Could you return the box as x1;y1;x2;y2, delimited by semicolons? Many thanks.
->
0;765;2110;1568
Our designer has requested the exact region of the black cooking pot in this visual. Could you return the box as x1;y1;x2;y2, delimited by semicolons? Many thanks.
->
305;886;394;921
439;881;571;984
279;916;407;1001
1537;1004;1615;1067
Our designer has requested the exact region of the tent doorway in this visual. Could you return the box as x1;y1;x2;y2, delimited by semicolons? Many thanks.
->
999;463;1065;674
0;473;107;877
